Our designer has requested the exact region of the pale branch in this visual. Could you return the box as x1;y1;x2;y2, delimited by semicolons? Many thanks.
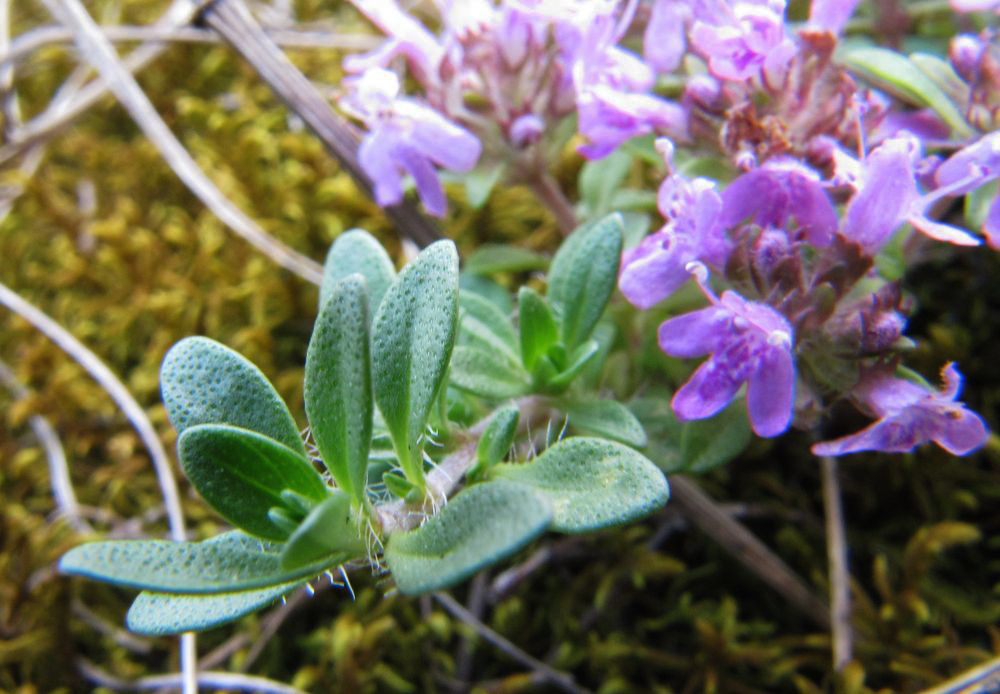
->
0;24;379;73
0;278;196;694
433;591;590;694
0;358;90;533
821;455;853;669
0;0;210;166
76;659;308;694
199;0;442;247
45;0;323;285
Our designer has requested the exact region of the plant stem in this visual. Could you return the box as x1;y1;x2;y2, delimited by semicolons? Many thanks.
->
528;170;578;235
821;455;852;670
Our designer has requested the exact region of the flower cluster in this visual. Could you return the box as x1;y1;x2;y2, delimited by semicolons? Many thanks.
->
341;0;685;215
617;0;994;457
339;0;994;458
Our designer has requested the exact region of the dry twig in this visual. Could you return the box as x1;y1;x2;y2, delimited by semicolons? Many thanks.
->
821;455;853;669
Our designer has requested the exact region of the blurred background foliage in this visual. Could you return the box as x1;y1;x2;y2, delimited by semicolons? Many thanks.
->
0;1;998;692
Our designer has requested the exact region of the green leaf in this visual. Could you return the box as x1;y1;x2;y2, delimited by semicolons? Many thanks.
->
464;245;550;275
838;46;973;137
562;399;647;447
305;275;372;504
384;481;552;594
372;241;460;487
578;149;632;218
459;273;514;315
631;394;751;474
126;581;304;635
160;337;306;457
280;492;365;570
60;531;332;593
547;339;600;391
449;346;530;399
493;438;668;533
518;286;559;372
547;214;624;350
463;160;505;208
321;229;396;316
178;424;328;541
458;291;519;361
472;405;520;478
383;471;420;500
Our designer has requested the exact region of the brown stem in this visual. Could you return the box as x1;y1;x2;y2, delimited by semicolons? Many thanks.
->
821;456;853;669
527;170;577;235
670;474;831;629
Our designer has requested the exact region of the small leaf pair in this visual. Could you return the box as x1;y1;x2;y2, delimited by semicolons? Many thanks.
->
450;213;624;399
384;437;669;594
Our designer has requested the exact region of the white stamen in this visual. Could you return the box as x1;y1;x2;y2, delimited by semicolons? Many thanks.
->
767;329;792;349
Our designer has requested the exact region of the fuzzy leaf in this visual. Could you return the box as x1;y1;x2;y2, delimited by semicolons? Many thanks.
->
839;46;973;137
126;581;304;635
464;245;550;275
321;229;396;316
280;492;365;570
546;214;624;350
385;480;552;594
493;438;668;533
476;405;520;470
459;290;518;353
178;424;328;541
372;241;460;484
632;395;751;474
518;286;559;372
562;399;647;447
449;346;530;399
305;275;372;504
160;337;305;456
60;531;331;593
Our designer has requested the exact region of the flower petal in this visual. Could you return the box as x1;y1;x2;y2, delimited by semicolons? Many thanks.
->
746;346;795;437
672;359;743;420
657;307;726;357
618;233;692;309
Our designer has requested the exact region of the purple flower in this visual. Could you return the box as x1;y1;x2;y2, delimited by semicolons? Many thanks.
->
935;132;1000;248
619;141;728;308
688;0;796;83
658;268;796;437
842;135;980;252
340;69;481;217
644;0;691;73
720;159;838;247
807;0;862;35
950;0;1000;13
576;87;688;158
345;0;444;88
813;364;988;456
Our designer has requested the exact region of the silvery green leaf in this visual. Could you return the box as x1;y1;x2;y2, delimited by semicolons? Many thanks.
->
562;399;647;447
630;394;751;474
178;424;328;541
372;241;460;486
518;286;559;373
546;214;624;350
839;46;973;137
464;245;550;275
60;531;332;593
126;581;304;635
321;229;396;316
475;405;520;471
578;149;632;218
493;438;668;533
459;290;517;352
305;274;372;504
280;491;365;570
384;480;551;594
160;337;305;457
449;346;530;400
460;273;514;315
